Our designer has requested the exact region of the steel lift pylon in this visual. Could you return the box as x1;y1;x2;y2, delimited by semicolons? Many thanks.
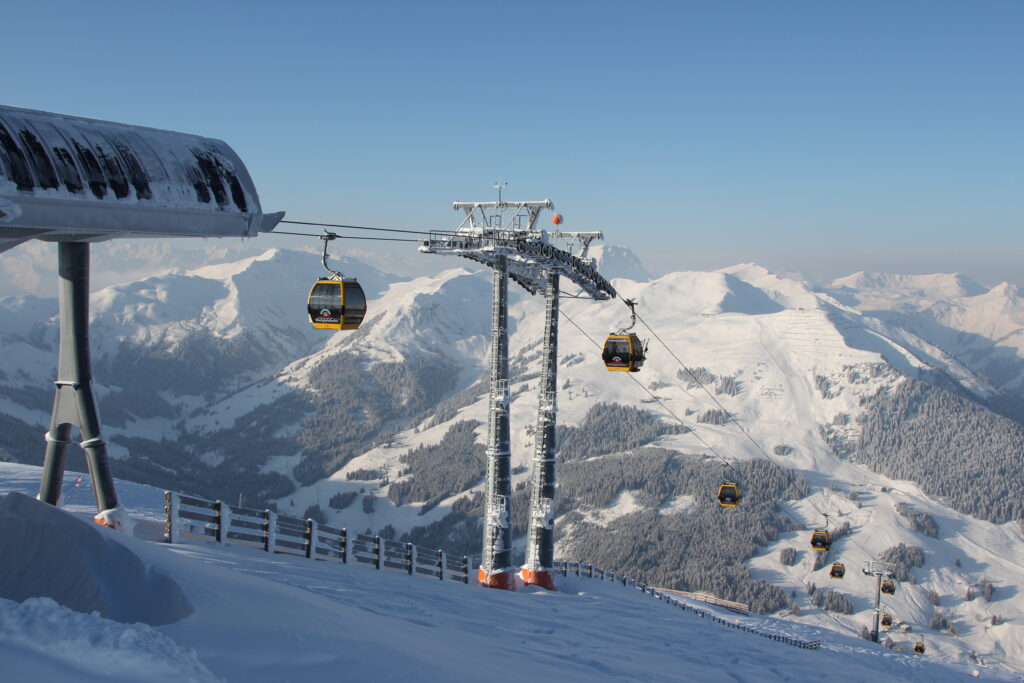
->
862;560;897;643
421;189;616;590
519;271;559;590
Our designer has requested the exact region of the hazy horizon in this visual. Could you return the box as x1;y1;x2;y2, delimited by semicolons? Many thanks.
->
2;1;1020;296
2;237;1021;300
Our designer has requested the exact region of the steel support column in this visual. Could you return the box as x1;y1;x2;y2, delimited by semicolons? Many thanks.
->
521;272;559;590
872;571;882;643
39;242;120;523
479;254;514;589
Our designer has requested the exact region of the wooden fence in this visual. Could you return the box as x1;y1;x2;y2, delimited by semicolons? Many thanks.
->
164;491;818;650
164;491;469;584
552;561;821;650
653;587;751;615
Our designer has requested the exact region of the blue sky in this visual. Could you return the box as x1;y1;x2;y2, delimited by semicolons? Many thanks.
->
3;0;1022;284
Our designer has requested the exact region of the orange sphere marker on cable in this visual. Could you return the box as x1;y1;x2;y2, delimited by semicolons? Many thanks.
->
551;213;563;225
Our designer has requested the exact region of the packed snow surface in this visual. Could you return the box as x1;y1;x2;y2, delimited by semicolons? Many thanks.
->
0;464;1010;682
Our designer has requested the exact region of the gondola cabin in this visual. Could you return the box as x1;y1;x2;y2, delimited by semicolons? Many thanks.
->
602;333;645;372
881;614;893;627
308;279;367;330
881;579;896;595
913;642;925;655
829;562;846;579
810;529;831;551
717;483;741;507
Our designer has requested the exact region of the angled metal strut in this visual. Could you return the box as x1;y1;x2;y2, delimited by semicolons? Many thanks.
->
39;242;119;516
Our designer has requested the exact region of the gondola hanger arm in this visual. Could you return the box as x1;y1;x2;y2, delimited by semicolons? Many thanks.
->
320;230;344;279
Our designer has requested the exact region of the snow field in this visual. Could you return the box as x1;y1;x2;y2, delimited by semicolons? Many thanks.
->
0;463;1005;682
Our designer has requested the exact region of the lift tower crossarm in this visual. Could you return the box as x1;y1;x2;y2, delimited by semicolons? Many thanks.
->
421;231;614;301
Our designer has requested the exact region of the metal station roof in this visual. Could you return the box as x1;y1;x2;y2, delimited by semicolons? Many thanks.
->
0;105;282;254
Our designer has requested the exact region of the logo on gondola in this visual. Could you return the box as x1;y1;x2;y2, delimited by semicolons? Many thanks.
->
315;307;339;323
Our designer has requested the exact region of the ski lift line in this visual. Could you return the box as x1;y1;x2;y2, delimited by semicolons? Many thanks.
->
569;315;889;571
632;310;783;467
280;219;458;237
558;309;740;478
629;310;886;566
272;230;421;243
632;310;825;504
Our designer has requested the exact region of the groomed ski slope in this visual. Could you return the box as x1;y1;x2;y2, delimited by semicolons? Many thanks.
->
0;464;1006;682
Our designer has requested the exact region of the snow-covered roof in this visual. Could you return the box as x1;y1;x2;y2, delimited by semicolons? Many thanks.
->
0;104;282;253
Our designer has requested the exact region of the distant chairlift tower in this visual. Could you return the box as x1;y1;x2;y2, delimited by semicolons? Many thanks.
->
420;189;615;589
862;560;897;643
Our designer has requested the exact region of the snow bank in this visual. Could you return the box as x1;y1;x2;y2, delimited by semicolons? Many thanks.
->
0;492;191;626
0;197;21;222
0;597;217;683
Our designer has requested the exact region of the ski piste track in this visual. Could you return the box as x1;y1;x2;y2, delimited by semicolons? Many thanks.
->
165;486;826;649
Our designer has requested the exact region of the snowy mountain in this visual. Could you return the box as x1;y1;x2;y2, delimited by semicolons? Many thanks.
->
824;272;1024;405
1;247;1022;673
587;243;652;282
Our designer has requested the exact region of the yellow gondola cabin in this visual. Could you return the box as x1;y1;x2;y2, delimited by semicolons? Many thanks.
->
307;279;367;330
602;333;645;372
717;483;741;507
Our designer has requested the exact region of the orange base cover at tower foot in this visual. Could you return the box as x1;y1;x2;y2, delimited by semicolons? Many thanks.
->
478;567;516;590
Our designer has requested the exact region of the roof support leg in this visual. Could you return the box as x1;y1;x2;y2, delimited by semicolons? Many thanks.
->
521;272;559;590
478;254;514;589
38;242;121;526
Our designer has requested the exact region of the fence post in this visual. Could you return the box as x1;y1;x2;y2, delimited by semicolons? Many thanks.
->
305;519;317;559
406;543;415;575
437;549;445;581
587;564;593;578
266;510;277;553
462;556;469;584
575;562;580;576
374;536;382;570
262;509;271;552
214;500;224;544
340;527;347;564
163;491;176;544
